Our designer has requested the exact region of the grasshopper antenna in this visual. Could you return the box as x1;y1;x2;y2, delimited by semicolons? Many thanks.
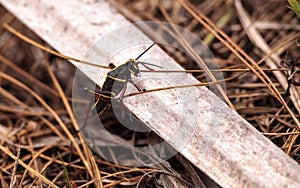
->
139;61;163;70
135;42;163;70
135;42;156;60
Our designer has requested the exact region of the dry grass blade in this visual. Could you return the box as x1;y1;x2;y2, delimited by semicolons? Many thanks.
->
9;147;20;188
2;23;110;69
158;4;235;110
0;72;71;143
0;55;59;97
44;60;103;187
235;0;300;114
126;76;232;98
18;146;52;186
0;145;58;188
0;72;96;184
0;82;67;141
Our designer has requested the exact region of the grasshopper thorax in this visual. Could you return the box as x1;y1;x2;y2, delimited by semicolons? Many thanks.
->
126;59;140;77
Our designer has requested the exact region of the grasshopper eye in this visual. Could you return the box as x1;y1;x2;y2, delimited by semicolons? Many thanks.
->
127;60;140;76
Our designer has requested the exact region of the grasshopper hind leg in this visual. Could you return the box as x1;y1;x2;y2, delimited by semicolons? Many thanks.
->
81;87;111;130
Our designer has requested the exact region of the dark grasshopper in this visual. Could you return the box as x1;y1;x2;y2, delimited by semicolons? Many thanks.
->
85;43;162;117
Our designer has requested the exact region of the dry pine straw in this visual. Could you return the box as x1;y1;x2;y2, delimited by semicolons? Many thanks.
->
1;0;300;187
0;10;196;188
116;0;300;160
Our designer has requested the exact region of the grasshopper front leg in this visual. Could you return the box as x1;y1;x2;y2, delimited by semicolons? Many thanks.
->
119;78;146;101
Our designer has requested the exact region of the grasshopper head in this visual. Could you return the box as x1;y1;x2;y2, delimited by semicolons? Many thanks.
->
127;59;140;77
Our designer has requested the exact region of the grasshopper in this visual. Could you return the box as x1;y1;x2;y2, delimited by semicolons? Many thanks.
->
85;43;162;118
